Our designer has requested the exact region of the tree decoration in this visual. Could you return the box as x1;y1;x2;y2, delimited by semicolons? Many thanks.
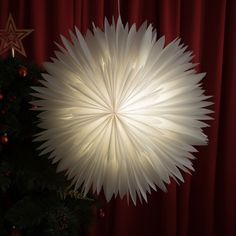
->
0;14;33;57
32;17;212;204
98;208;105;219
9;95;16;102
31;104;37;110
18;66;28;78
0;58;96;235
1;108;7;115
1;133;8;144
10;226;21;236
4;170;11;177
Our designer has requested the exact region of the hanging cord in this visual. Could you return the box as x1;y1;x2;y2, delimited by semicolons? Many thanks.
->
118;0;120;17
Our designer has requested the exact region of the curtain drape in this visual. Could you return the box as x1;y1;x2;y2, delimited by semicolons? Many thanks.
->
1;0;235;235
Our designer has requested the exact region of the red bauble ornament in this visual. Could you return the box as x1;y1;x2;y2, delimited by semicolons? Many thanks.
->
18;66;28;77
31;104;38;110
1;133;8;144
1;109;6;115
32;77;40;85
9;95;17;102
5;170;11;177
11;226;21;236
0;93;3;101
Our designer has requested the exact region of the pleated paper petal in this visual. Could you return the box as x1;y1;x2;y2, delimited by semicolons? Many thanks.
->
32;17;213;204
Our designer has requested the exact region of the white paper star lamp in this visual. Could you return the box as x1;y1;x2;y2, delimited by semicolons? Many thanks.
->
32;17;212;204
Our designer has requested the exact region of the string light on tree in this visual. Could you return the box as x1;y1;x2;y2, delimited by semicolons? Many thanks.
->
10;226;21;236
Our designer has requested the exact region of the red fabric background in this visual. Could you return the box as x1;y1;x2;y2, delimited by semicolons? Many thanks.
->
1;0;236;235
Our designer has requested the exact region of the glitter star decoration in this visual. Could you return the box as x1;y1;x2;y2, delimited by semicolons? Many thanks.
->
0;14;33;57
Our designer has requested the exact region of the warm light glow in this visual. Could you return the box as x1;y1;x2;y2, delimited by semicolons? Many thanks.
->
32;17;212;204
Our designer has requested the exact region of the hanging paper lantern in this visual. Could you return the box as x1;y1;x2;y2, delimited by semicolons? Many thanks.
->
32;17;212;204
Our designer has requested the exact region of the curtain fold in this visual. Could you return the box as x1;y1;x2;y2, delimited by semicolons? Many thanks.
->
0;0;235;235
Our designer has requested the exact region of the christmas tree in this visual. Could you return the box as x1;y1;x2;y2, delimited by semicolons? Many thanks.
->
0;57;98;236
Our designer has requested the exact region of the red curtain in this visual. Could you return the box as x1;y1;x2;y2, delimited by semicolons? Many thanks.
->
1;0;236;235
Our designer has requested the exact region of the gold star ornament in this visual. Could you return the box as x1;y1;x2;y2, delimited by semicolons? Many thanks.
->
0;14;33;57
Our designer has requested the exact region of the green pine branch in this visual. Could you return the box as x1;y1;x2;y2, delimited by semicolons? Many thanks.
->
0;58;97;236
